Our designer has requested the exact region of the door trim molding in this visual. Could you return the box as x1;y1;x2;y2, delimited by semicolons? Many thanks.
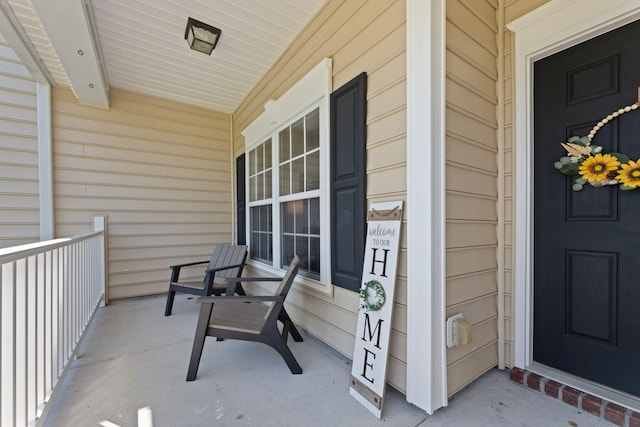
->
508;0;640;404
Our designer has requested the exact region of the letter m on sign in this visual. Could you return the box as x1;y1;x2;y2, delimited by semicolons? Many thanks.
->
362;313;383;349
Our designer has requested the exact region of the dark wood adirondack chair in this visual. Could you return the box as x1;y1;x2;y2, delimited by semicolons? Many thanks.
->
164;244;248;316
186;255;303;381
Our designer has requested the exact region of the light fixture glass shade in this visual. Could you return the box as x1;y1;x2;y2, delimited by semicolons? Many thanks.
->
185;17;221;55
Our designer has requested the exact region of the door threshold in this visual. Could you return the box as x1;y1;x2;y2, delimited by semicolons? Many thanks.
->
525;362;640;413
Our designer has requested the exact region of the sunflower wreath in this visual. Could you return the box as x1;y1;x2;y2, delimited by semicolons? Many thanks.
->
554;99;640;191
360;280;386;312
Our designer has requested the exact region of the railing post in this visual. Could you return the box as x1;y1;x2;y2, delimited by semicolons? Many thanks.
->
93;216;108;306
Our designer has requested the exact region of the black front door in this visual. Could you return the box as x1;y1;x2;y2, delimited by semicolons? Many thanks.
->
534;19;640;397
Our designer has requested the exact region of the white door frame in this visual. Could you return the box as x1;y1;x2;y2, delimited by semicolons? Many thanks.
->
508;0;640;409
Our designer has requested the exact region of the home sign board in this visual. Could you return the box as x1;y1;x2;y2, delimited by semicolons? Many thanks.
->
349;200;403;418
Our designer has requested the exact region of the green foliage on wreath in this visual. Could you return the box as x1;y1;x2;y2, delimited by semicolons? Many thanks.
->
360;280;386;312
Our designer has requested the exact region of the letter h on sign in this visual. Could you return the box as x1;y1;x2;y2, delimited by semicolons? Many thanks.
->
369;248;389;277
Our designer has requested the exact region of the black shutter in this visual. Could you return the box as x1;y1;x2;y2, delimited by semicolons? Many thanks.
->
236;154;246;245
330;72;367;292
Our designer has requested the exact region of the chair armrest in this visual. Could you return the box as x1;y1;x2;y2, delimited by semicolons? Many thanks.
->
169;260;209;282
223;276;283;296
169;260;208;269
196;295;285;304
225;277;282;283
206;263;246;273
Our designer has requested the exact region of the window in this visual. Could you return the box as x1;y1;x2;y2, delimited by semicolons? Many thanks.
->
248;108;322;278
248;139;272;263
242;59;332;288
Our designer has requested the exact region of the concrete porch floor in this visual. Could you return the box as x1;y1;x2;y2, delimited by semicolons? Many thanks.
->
42;294;606;427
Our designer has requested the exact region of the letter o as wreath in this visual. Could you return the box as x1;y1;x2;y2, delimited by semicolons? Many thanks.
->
360;280;386;311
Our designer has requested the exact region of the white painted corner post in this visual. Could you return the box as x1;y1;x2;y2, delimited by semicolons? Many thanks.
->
406;0;448;414
94;215;109;305
38;82;54;241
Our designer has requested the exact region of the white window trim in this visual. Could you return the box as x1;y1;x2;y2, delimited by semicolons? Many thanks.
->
508;0;640;411
241;58;332;294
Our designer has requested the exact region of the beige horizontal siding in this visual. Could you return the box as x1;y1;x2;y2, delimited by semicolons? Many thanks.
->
234;0;410;393
52;87;232;299
0;32;39;248
445;0;500;397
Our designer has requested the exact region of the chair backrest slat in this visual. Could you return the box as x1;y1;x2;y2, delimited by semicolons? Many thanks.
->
263;255;300;322
207;244;248;279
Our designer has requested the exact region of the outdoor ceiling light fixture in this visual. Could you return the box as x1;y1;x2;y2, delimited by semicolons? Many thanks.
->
185;17;221;55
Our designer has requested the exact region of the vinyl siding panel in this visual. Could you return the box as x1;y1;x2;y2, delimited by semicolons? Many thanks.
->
0;31;39;248
52;87;231;300
232;0;410;393
499;0;551;368
445;0;499;396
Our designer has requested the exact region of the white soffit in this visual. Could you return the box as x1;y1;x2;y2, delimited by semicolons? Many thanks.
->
3;0;327;113
90;0;326;113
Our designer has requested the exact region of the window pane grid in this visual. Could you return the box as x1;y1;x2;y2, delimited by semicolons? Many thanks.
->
281;198;320;276
279;109;320;197
248;107;321;277
250;205;273;263
248;139;272;202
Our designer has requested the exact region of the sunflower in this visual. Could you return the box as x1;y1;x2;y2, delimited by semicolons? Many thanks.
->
578;153;620;183
616;159;640;188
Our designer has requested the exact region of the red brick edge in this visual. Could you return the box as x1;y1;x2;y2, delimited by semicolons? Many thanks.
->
509;367;640;427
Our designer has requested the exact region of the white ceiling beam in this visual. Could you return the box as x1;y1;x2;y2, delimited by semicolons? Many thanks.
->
32;0;110;109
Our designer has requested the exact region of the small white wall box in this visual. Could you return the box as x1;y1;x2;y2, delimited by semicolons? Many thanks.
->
446;313;472;348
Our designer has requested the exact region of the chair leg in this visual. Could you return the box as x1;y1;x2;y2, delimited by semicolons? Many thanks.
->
278;309;303;342
164;289;176;316
269;329;302;374
186;303;214;381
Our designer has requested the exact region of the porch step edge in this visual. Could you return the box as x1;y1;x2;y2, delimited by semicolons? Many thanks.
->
509;368;640;427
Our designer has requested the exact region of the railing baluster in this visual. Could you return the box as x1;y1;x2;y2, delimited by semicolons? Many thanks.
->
44;251;52;408
36;253;45;420
16;259;27;426
2;262;16;427
27;256;37;423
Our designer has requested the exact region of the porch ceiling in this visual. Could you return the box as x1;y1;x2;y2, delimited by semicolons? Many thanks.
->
1;0;326;113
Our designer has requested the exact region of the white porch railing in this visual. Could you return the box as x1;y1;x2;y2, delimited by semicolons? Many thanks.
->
0;216;107;427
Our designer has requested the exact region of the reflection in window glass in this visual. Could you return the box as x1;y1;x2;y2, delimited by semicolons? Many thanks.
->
291;158;305;194
307;151;319;191
249;176;256;201
257;173;264;200
265;170;272;199
309;198;320;235
264;140;272;169
279;129;290;162
294;200;308;234
291;118;305;158
257;145;263;172
306;109;319;151
280;164;290;196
